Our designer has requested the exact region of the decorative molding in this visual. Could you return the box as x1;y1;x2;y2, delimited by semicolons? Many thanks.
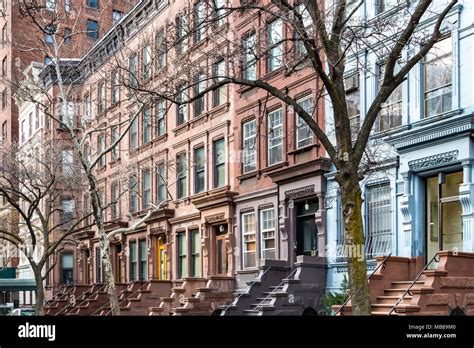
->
205;213;226;224
408;150;459;171
284;185;315;200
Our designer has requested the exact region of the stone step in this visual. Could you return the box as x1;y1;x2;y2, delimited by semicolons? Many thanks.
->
423;270;449;277
282;278;300;284
371;311;398;316
376;295;413;304
390;281;424;289
246;280;261;286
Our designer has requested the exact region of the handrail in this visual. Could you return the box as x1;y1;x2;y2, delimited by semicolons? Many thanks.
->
335;252;392;316
55;283;107;316
250;267;298;313
388;251;440;315
93;280;148;316
220;265;273;315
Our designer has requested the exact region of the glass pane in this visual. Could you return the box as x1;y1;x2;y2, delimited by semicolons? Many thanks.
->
426;177;439;266
441;201;462;252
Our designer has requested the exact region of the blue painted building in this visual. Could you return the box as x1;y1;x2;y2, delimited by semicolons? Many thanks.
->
325;0;474;291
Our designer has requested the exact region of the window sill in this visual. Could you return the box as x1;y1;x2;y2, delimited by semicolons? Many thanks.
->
261;66;285;82
172;122;190;135
411;108;462;129
261;161;288;175
237;170;260;182
209;102;230;118
288;143;319;155
96;165;107;173
138;142;153;153
153;133;168;143
109;158;121;168
190;113;209;126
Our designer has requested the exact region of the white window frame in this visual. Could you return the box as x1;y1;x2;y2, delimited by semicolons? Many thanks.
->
242;212;256;269
267;109;283;166
296;97;313;148
242;119;257;173
260;208;275;260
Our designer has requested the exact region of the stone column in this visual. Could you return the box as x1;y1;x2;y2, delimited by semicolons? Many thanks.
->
460;161;474;252
315;193;326;257
399;172;413;256
278;200;290;264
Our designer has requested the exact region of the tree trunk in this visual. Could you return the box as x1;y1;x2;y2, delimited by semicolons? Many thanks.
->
340;173;371;315
34;270;45;316
88;183;120;315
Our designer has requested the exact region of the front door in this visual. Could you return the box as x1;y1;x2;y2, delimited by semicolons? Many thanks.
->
154;235;167;280
426;172;463;266
113;244;123;283
295;199;318;256
215;226;228;276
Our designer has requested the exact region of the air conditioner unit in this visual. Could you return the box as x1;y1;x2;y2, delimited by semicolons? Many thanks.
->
344;73;359;92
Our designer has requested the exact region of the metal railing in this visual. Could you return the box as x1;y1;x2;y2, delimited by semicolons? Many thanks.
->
55;283;107;316
388;251;440;315
220;266;273;316
335;252;392;316
336;231;392;262
92;280;147;316
249;268;298;313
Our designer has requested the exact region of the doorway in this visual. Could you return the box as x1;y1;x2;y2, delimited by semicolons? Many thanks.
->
154;235;167;280
295;199;318;256
426;172;463;265
215;225;228;276
113;244;122;283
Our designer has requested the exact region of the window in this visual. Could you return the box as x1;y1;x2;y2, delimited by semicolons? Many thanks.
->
1;88;6;109
86;20;99;40
142;105;151;144
28;112;33;136
61;149;74;176
95;247;103;283
83;94;91;124
177;154;187;199
296;97;313;148
65;0;70;12
377;0;398;14
212;0;226;27
177;232;187;278
45;25;56;44
35;108;40;129
129;175;138;213
142;168;151;209
129;241;137;281
110;182;119;220
46;0;55;11
194;1;206;43
242;119;256;173
156;29;166;69
64;28;71;45
112;9;123;25
194;146;205;194
2;24;7;44
242;212;256;268
111;70;120;104
21;119;25;143
60;100;74;128
142;45;152;80
130;117;138;150
366;184;392;259
138;239;147;281
378;63;402;131
98;134;105;167
129;54;138;89
60;253;73;285
156;162;166;203
214;138;225;188
177;84;187;125
98;81;105;113
212;59;225;107
190;229;200;277
267;109;283;166
260;209;275;260
2;56;6;77
194;73;205;117
60;198;75;228
344;0;360;26
155;98;165;137
87;0;98;8
424;37;452;118
345;73;360;138
1;121;7;141
111;125;119;160
295;3;312;56
267;19;283;72
176;14;188;54
242;34;257;80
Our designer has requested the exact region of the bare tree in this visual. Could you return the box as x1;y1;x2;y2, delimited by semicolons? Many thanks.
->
117;0;458;315
0;140;93;315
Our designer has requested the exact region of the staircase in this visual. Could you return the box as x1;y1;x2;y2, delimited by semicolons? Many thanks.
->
119;280;172;316
173;276;235;316
222;257;326;316
44;285;91;315
148;278;207;316
336;251;474;316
